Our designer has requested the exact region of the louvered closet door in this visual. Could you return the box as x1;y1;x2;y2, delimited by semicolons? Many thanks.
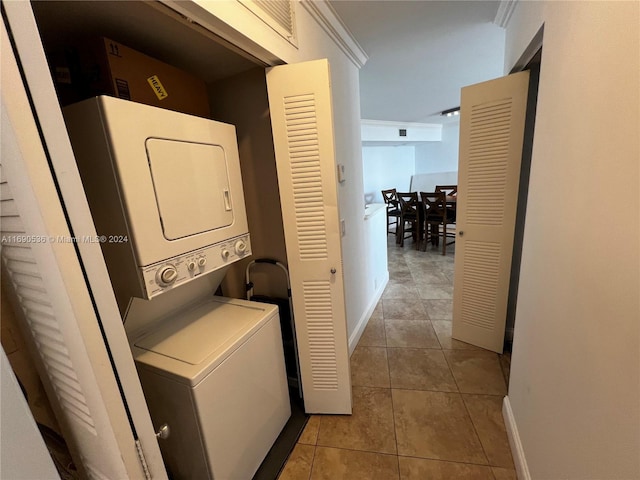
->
266;59;352;414
1;18;156;479
452;71;530;353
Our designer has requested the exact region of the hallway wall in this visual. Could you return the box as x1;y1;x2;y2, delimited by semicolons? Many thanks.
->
505;2;640;478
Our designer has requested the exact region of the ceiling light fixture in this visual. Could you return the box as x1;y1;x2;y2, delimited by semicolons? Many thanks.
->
441;107;460;117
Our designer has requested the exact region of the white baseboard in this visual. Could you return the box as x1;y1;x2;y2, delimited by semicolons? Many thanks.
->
503;395;531;480
348;271;389;355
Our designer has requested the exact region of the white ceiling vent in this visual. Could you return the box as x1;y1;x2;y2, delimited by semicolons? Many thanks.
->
238;0;297;46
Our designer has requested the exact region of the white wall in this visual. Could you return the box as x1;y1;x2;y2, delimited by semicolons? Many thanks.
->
362;145;415;203
415;121;460;174
181;2;370;340
505;2;640;479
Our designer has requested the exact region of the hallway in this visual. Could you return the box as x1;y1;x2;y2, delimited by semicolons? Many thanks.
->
278;238;516;479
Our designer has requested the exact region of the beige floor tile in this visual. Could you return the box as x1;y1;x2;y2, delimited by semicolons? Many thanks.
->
388;264;413;281
382;298;428;320
431;320;482;350
311;447;399;480
388;348;458;392
385;320;440;348
416;283;454;300
463;394;514;468
433;260;455;274
422;299;453;320
389;272;415;284
398;457;494;480
392;389;486;464
372;302;384;320
492;466;518;480
444;351;507;395
350;346;390;388
299;415;321;445
383;281;420;299
358;317;386;347
278;443;315;480
411;270;451;285
317;386;396;454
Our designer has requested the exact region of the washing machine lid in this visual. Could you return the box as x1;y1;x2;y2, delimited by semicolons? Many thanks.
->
134;298;272;366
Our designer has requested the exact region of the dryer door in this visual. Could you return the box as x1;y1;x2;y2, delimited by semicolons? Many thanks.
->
146;139;233;240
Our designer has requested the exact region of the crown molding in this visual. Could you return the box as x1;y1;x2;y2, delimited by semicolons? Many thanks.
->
494;0;518;29
300;0;368;69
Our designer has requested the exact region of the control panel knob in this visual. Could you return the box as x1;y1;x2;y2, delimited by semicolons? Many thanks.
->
197;257;207;268
187;261;196;271
157;265;178;286
221;249;231;261
234;240;247;255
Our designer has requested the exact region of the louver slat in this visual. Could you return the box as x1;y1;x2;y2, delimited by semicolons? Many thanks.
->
466;99;513;226
0;178;97;435
255;0;293;33
284;94;328;260
460;241;501;330
303;280;338;390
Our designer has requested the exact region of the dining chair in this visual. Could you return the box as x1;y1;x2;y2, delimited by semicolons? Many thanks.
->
397;192;421;249
435;184;458;224
435;185;457;197
420;191;456;255
381;188;401;237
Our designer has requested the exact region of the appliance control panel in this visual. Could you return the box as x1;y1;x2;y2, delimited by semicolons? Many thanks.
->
140;234;251;299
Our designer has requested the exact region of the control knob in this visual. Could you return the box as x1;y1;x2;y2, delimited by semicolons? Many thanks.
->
156;265;178;286
234;240;247;255
221;249;231;261
187;261;196;271
197;257;207;268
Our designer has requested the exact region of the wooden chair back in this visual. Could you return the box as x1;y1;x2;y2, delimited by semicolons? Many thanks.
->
435;185;457;197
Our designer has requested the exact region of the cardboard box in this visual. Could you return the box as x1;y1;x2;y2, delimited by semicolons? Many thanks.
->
53;37;210;118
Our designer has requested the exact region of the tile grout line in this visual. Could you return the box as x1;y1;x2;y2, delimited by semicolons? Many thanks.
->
306;444;317;480
382;299;401;468
460;393;494;472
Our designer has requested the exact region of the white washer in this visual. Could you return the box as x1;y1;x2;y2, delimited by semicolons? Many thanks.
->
132;297;291;480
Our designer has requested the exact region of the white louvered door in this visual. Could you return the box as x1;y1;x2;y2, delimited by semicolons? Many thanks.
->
452;71;530;353
1;16;161;479
266;59;352;414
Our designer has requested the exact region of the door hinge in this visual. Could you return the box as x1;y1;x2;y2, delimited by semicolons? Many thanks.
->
135;440;152;480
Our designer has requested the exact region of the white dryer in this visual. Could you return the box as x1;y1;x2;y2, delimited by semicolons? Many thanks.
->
132;296;291;480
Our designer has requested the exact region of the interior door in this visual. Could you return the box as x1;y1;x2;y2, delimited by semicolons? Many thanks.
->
266;59;352;414
2;4;167;478
452;71;530;353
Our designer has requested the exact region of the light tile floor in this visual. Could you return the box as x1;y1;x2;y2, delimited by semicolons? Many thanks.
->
278;237;515;480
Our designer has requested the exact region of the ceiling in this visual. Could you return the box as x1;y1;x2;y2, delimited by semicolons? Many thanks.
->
31;0;506;126
329;1;507;124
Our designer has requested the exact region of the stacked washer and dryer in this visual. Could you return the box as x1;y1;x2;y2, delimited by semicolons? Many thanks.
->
64;96;291;479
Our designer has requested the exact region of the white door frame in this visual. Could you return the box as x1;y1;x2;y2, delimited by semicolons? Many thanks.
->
3;2;167;476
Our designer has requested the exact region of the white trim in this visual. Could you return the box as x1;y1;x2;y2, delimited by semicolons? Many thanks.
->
361;119;442;129
361;119;442;144
503;395;531;480
300;0;368;69
160;0;282;66
348;271;389;355
494;0;518;29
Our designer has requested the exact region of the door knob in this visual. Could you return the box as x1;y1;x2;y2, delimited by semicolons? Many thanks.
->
459;231;464;236
330;268;336;274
